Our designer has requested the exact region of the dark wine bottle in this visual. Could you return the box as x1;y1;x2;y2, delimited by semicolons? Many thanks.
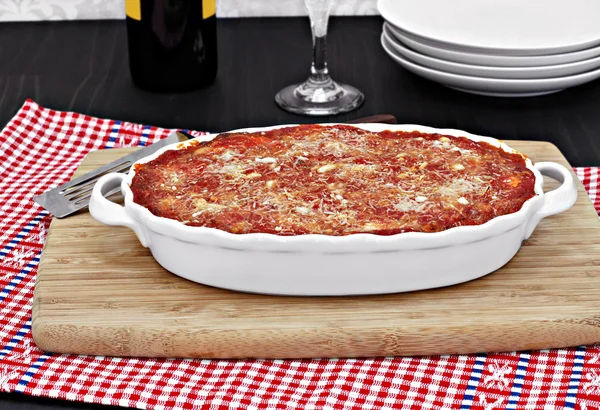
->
125;0;217;92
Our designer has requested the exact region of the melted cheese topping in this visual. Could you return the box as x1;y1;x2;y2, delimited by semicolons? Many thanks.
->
131;125;536;236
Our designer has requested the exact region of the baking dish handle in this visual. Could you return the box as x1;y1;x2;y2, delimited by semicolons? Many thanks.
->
89;173;151;248
524;161;578;239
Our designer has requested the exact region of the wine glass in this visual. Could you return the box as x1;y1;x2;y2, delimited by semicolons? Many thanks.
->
275;0;365;116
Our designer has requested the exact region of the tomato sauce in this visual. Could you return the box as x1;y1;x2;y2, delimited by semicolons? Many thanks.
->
131;125;536;236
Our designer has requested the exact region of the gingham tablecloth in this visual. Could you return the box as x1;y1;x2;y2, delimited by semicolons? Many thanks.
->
1;100;600;410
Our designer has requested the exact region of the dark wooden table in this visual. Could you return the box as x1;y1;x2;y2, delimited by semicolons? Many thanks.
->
1;15;600;410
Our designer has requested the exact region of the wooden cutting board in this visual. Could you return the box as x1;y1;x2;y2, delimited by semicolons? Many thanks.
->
33;141;600;359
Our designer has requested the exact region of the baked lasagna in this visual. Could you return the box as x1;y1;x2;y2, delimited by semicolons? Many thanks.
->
131;125;536;236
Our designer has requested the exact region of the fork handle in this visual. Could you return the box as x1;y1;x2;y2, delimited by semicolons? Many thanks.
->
89;173;151;247
347;114;398;124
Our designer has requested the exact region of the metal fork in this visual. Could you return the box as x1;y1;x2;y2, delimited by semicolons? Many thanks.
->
33;131;190;218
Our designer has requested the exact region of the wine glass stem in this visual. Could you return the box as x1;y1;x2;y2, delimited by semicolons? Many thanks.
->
310;35;330;82
306;0;333;83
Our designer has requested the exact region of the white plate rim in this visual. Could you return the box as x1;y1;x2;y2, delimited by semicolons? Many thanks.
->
385;23;600;68
381;32;600;93
378;0;600;55
382;23;600;80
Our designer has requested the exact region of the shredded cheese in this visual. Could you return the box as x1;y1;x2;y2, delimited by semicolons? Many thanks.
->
131;125;535;236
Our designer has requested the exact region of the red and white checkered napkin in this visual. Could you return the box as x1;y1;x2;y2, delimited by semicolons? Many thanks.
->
1;100;600;410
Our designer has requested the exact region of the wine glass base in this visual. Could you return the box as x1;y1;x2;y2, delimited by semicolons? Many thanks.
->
275;81;365;116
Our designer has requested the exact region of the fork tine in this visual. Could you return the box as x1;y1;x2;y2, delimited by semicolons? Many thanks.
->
67;168;129;201
62;163;132;196
66;185;95;201
73;186;122;206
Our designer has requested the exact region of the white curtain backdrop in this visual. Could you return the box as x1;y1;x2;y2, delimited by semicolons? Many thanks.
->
0;0;378;21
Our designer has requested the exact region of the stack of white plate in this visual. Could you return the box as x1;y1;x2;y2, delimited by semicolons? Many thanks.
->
377;0;600;97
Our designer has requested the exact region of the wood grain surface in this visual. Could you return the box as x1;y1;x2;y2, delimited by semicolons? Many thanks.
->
33;141;600;359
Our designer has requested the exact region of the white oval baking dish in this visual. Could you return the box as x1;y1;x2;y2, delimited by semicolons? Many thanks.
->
89;124;578;296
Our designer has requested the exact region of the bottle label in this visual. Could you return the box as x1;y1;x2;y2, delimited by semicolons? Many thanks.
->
203;0;216;19
126;0;214;21
126;0;141;20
